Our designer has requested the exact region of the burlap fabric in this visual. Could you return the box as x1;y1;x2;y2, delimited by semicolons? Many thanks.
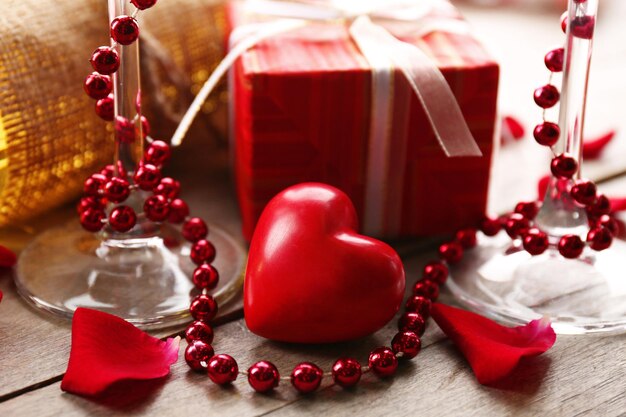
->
0;0;227;227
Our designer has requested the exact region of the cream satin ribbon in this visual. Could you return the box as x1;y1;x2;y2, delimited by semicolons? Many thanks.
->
171;0;483;236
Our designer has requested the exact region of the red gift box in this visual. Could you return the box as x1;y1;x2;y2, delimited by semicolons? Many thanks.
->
228;1;499;241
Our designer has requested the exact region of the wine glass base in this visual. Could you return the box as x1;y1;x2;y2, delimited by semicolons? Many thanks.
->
447;233;626;335
14;220;246;329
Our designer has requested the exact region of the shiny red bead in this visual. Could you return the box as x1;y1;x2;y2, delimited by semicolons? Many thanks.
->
291;362;323;394
368;347;398;378
190;239;216;265
558;234;585;259
83;173;107;196
438;242;463;264
597;215;619;236
571;179;597;206
391;331;421;359
77;196;104;215
422;261;448;285
133;163;161;191
110;16;139;45
108;205;137;232
504;213;530;238
571;15;595;40
586;194;611;218
405;295;431;318
533;122;560;147
84;72;112;100
104;177;130;203
100;162;126;179
533;84;560;109
398;312;426;336
207;354;238;385
455;228;477;249
168;199;189;224
561;12;568;33
95;94;115;121
185;320;214;344
145;140;171;165
413;280;439;301
154;177;180;200
90;46;120;75
184;340;214;371
515;201;540;220
332;358;361;388
183;217;209;242
115;116;136;143
193;264;219;290
248;361;280;393
190;294;218;322
80;208;106;232
480;216;501;237
587;227;612;251
523;228;549;256
131;0;157;10
144;194;170;222
140;116;150;139
550;154;578;179
544;48;564;72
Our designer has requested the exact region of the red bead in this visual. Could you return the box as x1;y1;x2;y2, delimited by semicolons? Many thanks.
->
391;331;421;359
183;217;208;242
190;239;216;265
108;205;137;232
544;47;564;72
168;199;189;224
331;358;361;388
412;279;439;301
110;16;139;45
144;194;170;222
193;264;219;290
533;85;560;109
587;227;612;251
83;173;107;196
561;12;568;33
455;229;477;249
291;362;323;393
95;94;115;121
133;163;161;191
405;295;431;318
422;261;448;285
184;340;214;371
480;216;501;237
115;116;136;143
533;122;560;147
145;140;171;165
398;312;426;336
515;201;540;220
550;154;578;179
100;162;126;179
504;213;530;238
586;194;611;218
558;234;585;259
140;116;150;139
80;208;106;232
185;320;214;344
248;361;280;393
84;72;112;100
368;347;398;378
523;228;549;256
597;215;619;236
154;177;180;200
571;179;597;206
207;354;238;385
190;294;218;322
131;0;157;10
90;46;120;75
571;15;595;39
104;177;130;203
77;196;105;215
438;242;463;264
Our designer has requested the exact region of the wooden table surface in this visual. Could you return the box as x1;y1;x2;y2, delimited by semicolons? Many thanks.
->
1;2;626;416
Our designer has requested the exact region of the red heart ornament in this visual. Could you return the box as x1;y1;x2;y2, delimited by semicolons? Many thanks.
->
244;183;405;343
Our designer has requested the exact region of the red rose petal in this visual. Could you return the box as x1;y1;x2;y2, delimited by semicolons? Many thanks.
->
582;130;616;160
431;303;556;385
500;115;525;144
0;244;17;268
61;308;180;397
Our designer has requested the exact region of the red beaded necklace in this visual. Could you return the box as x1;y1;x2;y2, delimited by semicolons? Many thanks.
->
77;0;619;395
